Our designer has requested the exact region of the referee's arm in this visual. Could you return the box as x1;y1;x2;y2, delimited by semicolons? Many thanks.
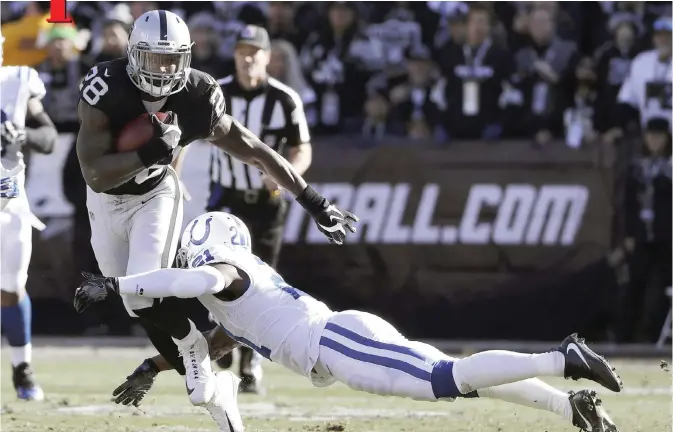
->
284;94;312;175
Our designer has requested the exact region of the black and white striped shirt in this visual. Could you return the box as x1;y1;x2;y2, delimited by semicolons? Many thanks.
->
210;75;310;191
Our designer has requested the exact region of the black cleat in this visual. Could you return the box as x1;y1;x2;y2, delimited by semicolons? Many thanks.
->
557;333;623;392
12;362;44;401
238;375;266;396
569;390;619;432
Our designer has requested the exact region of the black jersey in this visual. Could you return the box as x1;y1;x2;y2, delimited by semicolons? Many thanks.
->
78;57;226;195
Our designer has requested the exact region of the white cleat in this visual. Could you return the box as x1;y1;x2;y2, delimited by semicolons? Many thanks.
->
205;371;244;432
177;331;217;406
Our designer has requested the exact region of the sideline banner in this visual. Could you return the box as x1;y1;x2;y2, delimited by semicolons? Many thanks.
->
26;136;615;339
277;138;615;340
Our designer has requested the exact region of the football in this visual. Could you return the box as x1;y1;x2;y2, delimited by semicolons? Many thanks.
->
116;112;170;152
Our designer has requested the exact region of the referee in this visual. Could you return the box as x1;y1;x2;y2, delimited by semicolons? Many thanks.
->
208;25;313;394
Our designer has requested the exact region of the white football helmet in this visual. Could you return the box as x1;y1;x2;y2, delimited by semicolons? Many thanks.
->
176;212;252;269
126;10;192;98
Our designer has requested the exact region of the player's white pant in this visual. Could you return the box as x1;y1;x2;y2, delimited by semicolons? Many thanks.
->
87;168;183;317
1;171;32;295
315;310;453;401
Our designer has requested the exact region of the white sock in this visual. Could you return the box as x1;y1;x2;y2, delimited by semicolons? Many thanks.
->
477;379;573;422
10;343;31;366
452;350;565;393
247;351;264;382
172;320;202;348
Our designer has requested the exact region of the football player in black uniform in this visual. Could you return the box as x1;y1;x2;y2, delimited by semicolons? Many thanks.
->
75;10;357;429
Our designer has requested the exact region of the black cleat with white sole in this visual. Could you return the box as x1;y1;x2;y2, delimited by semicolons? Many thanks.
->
569;390;619;432
557;333;623;392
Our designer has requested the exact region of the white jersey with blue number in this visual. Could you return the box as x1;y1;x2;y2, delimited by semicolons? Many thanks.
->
191;244;335;379
1;66;46;168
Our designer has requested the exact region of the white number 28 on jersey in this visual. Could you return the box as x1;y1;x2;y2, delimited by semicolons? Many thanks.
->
79;66;110;106
79;66;161;185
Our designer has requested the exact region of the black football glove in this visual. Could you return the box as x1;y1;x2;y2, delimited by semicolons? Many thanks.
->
313;203;358;245
112;358;159;407
296;186;358;245
73;272;119;313
137;111;182;167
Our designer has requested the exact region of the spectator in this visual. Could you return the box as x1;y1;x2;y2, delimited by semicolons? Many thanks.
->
104;3;134;28
265;2;306;51
203;4;252;66
83;4;133;55
432;3;514;140
513;7;579;145
394;45;443;140
609;17;672;144
85;19;129;66
506;2;583;55
428;2;469;51
37;24;87;134
129;1;159;20
531;1;580;45
394;2;442;50
619;117;672;342
1;1;51;67
268;39;317;127
507;3;532;53
599;1;666;51
365;3;422;76
300;2;384;134
187;13;232;79
361;92;389;140
69;2;115;42
230;2;267;27
563;57;597;148
432;3;468;50
593;14;643;134
364;45;442;140
1;2;27;25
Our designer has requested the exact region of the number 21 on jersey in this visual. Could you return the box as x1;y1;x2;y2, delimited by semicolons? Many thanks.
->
192;249;215;267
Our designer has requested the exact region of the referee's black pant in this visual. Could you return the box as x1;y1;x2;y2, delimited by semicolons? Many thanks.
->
207;185;288;383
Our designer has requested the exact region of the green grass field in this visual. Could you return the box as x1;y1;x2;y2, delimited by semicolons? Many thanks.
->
1;346;671;432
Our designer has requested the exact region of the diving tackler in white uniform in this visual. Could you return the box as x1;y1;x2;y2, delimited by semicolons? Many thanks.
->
75;211;624;432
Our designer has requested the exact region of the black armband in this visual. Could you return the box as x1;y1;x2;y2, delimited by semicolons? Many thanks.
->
24;126;57;154
296;185;327;217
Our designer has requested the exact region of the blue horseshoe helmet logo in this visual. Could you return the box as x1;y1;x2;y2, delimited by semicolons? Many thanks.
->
190;216;213;245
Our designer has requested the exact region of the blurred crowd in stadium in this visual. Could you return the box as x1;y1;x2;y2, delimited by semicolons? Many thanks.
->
1;1;671;142
1;1;671;343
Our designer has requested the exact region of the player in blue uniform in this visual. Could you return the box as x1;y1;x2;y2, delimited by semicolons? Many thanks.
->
0;29;58;401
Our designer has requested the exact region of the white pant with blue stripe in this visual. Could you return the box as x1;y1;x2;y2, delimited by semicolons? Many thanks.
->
314;310;456;401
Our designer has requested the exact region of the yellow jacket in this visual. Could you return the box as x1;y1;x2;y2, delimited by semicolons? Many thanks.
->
2;14;52;67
